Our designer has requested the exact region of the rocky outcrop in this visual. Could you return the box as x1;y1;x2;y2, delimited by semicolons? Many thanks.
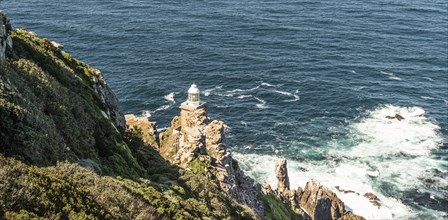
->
275;159;290;195
125;114;159;148
364;192;381;208
271;160;365;220
92;73;125;129
300;179;345;220
0;11;13;60
337;212;366;220
159;107;264;216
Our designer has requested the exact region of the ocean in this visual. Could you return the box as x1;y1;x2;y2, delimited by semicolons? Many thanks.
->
2;0;447;219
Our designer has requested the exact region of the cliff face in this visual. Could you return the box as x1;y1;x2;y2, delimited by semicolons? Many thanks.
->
0;12;13;60
0;17;136;175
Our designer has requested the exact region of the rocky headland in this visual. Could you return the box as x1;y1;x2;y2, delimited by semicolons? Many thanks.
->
0;11;365;219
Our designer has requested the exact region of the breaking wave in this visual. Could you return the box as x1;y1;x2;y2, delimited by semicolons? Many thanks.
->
273;89;300;102
254;97;269;109
163;92;176;104
234;104;445;219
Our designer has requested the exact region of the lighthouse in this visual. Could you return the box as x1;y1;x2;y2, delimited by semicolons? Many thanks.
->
180;84;206;132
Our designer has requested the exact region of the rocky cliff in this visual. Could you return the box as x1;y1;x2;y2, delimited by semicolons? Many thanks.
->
0;12;13;60
157;106;265;216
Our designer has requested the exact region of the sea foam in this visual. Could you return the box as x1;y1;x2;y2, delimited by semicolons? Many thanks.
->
233;104;444;219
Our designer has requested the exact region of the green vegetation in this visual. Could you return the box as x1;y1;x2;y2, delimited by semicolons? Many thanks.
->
0;29;144;178
258;189;303;220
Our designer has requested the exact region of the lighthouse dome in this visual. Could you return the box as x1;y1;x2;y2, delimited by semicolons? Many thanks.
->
188;84;200;94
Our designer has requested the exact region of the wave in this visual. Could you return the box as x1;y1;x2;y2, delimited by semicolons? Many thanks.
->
254;97;269;109
381;71;402;81
163;92;175;104
261;82;282;87
229;85;261;93
347;104;441;157
388;76;402;81
273;89;300;102
421;96;435;100
380;71;395;76
237;95;253;99
423;77;434;82
141;110;152;118
203;85;222;97
233;104;444;219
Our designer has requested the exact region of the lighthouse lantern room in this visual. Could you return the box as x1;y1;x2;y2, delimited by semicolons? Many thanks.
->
180;84;206;132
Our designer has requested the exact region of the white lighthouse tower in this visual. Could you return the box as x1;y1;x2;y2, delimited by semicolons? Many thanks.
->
180;84;206;131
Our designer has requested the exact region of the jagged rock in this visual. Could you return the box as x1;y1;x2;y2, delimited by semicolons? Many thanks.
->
159;104;264;216
363;192;378;201
337;212;365;220
50;40;64;49
364;192;381;208
0;11;12;60
92;73;125;129
125;114;159;148
300;179;345;220
275;159;290;195
262;182;273;194
314;198;332;220
385;113;405;121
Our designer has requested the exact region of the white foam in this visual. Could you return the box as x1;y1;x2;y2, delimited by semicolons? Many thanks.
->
233;105;444;219
388;76;402;81
380;71;395;76
230;85;261;93
254;97;269;109
261;82;282;87
234;152;411;219
238;95;253;99
421;96;435;100
153;104;170;112
141;110;152;118
223;123;232;133
423;77;434;82
203;86;222;97
273;89;300;102
347;105;441;157
163;92;176;104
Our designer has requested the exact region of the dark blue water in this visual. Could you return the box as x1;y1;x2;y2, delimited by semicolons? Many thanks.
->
2;0;447;218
